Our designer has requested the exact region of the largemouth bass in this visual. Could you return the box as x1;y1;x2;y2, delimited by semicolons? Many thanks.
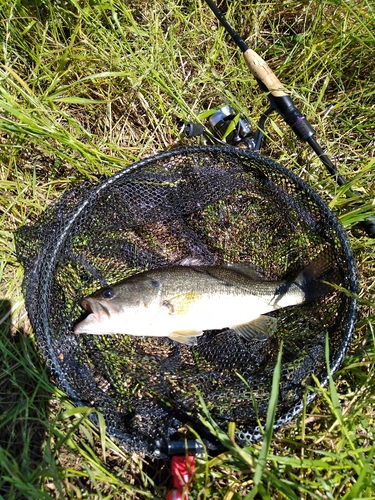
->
74;252;334;345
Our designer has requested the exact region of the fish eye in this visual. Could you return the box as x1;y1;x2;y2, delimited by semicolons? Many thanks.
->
102;288;115;299
150;279;160;289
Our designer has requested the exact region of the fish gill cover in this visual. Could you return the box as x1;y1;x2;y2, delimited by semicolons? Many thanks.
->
15;146;357;458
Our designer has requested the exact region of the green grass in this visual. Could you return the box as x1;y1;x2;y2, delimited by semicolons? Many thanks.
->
1;0;375;498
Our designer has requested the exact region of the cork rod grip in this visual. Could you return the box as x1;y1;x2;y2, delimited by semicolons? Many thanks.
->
243;48;287;97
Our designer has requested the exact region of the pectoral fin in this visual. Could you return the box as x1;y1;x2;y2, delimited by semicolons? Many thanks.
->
168;329;203;345
232;315;278;341
163;292;201;315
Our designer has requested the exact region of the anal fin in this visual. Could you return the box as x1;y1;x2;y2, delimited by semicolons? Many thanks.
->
232;315;277;341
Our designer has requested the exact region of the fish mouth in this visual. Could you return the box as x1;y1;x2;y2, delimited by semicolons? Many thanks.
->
74;298;114;334
81;298;93;313
80;298;112;319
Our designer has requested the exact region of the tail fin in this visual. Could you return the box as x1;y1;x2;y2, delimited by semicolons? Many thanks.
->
295;247;338;303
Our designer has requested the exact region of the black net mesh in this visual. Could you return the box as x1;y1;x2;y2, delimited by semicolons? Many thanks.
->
15;146;357;458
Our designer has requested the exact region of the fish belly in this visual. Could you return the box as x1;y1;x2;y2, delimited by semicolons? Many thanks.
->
152;293;271;335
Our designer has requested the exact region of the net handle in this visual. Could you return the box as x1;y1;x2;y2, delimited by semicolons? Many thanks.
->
166;456;195;500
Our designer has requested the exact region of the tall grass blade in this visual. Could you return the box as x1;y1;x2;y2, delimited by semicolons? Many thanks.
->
244;343;283;500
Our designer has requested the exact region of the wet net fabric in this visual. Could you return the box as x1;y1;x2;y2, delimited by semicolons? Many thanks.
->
15;146;357;458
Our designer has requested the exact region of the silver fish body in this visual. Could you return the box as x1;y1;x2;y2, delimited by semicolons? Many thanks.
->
74;253;334;345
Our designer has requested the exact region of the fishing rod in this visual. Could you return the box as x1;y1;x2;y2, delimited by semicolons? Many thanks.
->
195;0;375;237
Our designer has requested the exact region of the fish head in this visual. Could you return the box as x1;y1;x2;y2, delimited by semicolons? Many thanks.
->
74;275;162;335
74;281;144;334
83;282;142;314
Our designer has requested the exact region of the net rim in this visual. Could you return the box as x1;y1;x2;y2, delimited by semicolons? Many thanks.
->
19;145;358;454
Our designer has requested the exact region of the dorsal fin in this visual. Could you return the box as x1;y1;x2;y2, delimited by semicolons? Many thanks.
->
225;262;266;281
